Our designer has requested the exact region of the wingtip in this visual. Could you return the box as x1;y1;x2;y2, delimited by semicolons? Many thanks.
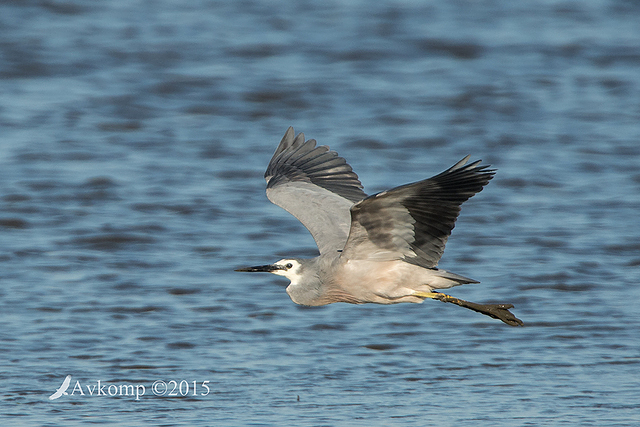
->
282;126;295;144
280;126;308;150
273;126;306;159
451;155;471;171
449;155;495;175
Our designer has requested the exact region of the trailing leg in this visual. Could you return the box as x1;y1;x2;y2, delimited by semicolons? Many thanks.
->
415;291;523;326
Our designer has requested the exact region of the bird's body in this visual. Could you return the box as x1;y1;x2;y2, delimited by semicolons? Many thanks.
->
237;127;523;326
282;255;476;306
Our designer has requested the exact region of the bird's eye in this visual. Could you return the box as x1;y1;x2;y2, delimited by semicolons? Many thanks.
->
285;263;293;269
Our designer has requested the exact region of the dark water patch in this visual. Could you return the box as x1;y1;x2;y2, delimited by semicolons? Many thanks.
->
80;176;119;189
0;218;29;229
346;139;387;150
94;274;120;282
376;114;412;125
327;48;395;62
191;305;227;313
69;354;103;360
199;142;231;159
520;272;572;283
309;323;347;331
248;311;277;319
185;104;223;115
413;38;483;59
243;88;309;110
61;150;103;161
167;341;196;350
40;0;88;15
488;134;523;149
164;204;198;215
246;232;275;242
0;41;53;79
109;259;169;270
152;76;217;96
599;77;630;94
578;161;604;173
68;233;156;251
22;180;61;192
604;242;640;254
3;194;31;203
526;237;568;249
453;255;483;264
383;330;423;338
105;46;184;70
193;246;222;255
226;43;284;59
167;287;202;296
549;334;586;341
448;85;524;118
591;48;640;67
76;177;121;203
626;258;640;267
499;178;528;188
131;202;170;213
602;359;640;365
36;264;74;272
249;328;272;336
109;305;166;314
97;121;143;132
216;169;260;180
112;281;143;291
34;306;63;313
138;336;162;342
14;151;53;162
363;344;397;351
13;248;45;258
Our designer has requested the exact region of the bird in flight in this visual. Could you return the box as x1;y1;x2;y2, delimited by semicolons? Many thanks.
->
236;127;523;326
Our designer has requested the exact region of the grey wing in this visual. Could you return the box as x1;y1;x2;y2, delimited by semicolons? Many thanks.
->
265;127;367;254
341;156;495;267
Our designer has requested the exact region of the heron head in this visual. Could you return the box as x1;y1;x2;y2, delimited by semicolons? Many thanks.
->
235;259;303;282
236;258;325;306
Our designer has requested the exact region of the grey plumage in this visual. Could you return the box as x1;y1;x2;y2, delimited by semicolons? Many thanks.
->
264;127;366;254
236;127;523;326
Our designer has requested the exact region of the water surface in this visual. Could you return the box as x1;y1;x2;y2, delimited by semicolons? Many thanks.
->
1;1;639;425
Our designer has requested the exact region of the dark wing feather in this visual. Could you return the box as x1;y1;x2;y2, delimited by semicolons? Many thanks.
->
341;156;495;267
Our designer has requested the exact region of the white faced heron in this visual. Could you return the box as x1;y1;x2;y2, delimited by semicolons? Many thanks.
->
236;127;523;326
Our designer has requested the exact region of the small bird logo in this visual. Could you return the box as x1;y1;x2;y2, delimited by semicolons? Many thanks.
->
49;375;72;400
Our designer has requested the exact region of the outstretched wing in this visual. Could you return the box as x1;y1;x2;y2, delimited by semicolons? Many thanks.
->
341;156;495;267
265;127;367;254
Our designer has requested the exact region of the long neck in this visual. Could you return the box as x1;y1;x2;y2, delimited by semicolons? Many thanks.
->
285;257;323;306
286;281;323;306
285;255;361;306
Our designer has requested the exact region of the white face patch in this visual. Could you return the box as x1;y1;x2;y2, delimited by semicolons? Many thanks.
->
272;259;303;285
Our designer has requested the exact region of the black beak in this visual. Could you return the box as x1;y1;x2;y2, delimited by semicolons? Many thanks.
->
234;264;284;273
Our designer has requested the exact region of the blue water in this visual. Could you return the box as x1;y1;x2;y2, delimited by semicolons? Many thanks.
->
1;0;640;425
